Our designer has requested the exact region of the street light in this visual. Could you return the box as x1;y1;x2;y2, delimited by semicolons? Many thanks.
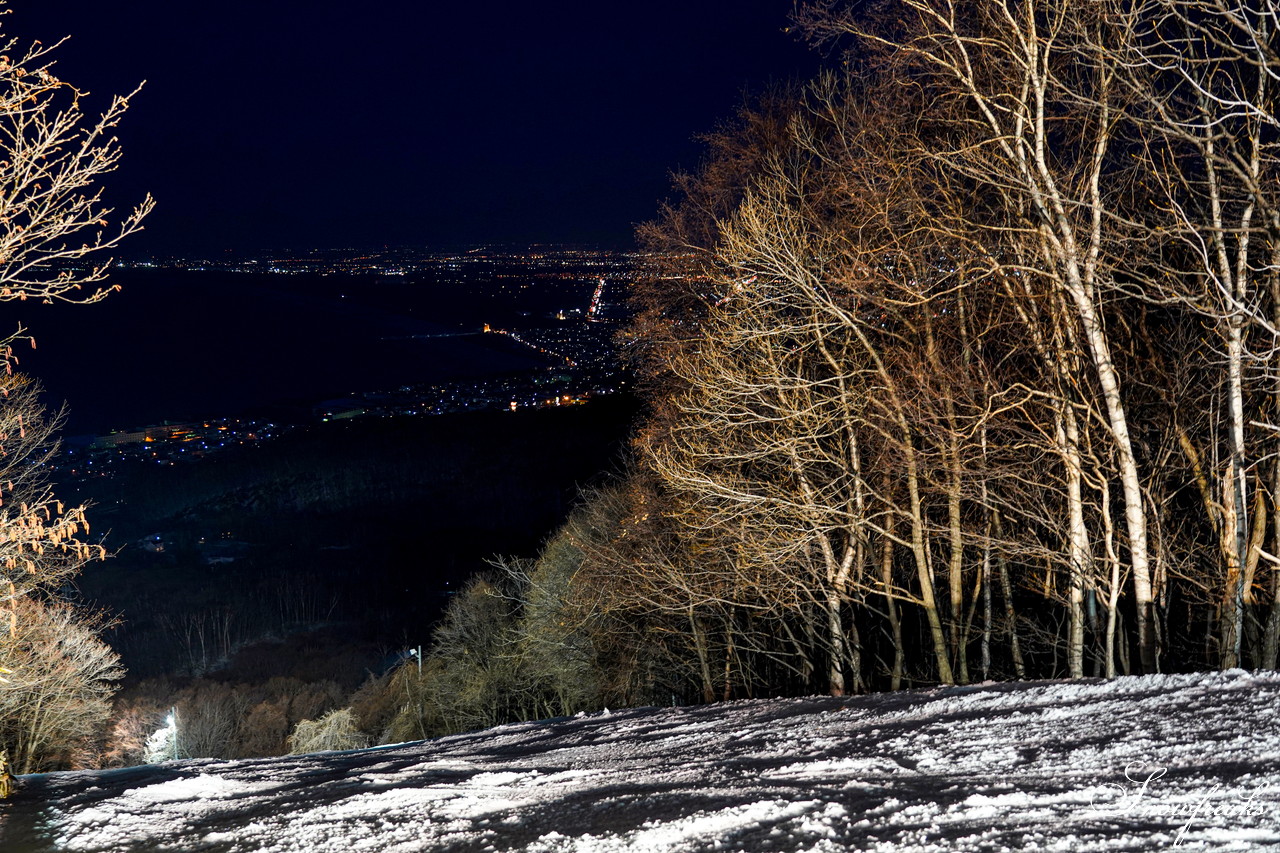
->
407;646;422;675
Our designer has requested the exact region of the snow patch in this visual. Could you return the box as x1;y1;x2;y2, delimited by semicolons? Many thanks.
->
8;672;1279;852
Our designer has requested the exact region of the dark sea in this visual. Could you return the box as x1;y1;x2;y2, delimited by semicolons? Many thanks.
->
4;269;550;435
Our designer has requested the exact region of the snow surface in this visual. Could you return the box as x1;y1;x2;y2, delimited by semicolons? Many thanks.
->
2;671;1280;851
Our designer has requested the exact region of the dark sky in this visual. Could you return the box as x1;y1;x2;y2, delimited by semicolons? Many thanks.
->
8;2;821;252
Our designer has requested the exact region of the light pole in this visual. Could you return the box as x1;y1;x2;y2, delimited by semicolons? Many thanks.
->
169;708;179;761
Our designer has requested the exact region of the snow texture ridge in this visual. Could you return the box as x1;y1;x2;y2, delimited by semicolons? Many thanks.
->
1;670;1278;851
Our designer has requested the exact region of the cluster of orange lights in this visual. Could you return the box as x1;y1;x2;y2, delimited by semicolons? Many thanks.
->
507;393;589;412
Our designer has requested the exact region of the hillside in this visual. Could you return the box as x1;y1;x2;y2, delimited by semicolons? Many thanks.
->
3;671;1278;852
67;398;637;678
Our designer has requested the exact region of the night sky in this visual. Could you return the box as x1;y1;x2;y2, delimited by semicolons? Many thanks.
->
8;2;821;252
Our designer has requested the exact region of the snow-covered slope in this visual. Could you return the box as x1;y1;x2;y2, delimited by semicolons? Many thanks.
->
3;671;1280;852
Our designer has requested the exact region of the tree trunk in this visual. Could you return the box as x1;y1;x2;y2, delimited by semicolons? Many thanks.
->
1061;407;1089;678
1264;453;1280;669
881;513;904;690
825;589;847;697
981;526;992;682
993;513;1025;678
689;608;715;705
907;455;955;685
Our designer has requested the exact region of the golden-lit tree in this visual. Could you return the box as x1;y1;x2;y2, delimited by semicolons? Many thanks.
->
0;1;150;789
623;0;1280;692
799;0;1165;673
0;374;114;784
0;7;152;314
0;375;103;635
0;0;151;628
0;597;121;774
1108;0;1280;669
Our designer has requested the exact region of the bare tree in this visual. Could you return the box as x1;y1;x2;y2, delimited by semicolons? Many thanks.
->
0;597;122;773
0;2;150;790
799;0;1164;671
0;8;152;314
288;708;369;755
632;72;1045;689
0;374;104;636
607;0;1280;697
1106;0;1280;669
